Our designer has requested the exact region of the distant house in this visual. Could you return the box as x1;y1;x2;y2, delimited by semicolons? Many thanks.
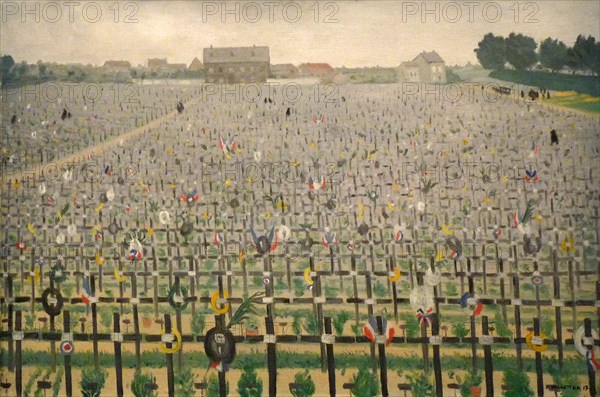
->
398;51;446;83
148;58;168;70
203;45;270;84
271;64;298;79
188;57;204;72
298;63;335;77
103;60;131;71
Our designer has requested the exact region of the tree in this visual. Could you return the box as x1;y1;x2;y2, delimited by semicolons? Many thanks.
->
539;37;567;72
1;55;15;84
568;35;600;75
505;33;538;70
474;33;506;70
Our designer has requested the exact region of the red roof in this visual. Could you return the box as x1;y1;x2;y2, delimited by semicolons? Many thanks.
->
299;63;334;74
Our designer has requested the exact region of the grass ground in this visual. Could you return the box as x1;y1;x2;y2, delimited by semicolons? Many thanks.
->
489;69;600;97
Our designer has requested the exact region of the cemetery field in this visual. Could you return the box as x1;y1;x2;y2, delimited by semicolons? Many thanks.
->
1;81;599;396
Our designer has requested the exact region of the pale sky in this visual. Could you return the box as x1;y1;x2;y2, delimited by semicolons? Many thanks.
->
1;1;599;67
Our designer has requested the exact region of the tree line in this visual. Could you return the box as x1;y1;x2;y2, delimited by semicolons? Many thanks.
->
474;33;600;75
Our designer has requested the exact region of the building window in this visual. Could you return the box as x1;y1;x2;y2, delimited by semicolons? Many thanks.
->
218;67;223;73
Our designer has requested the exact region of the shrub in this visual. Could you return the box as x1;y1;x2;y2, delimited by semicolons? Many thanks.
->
350;367;379;397
502;368;533;397
452;323;470;342
332;311;350;335
400;313;420;338
406;371;434;397
237;366;263;397
457;368;482;397
493;312;512;338
175;367;195;397
130;370;157;397
191;312;206;336
207;374;229;397
80;368;106;397
290;370;316;397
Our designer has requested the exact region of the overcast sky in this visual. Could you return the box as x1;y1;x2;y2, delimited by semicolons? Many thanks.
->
2;1;599;67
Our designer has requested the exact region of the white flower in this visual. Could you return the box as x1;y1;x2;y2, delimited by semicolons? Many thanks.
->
416;201;425;213
277;225;292;242
106;188;115;201
56;233;65;244
254;151;262;162
38;183;46;195
159;210;171;225
67;224;77;236
63;169;73;182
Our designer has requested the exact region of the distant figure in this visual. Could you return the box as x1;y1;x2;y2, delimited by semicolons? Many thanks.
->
268;97;272;104
264;97;268;104
176;101;184;113
11;114;16;124
546;92;551;99
520;90;524;99
342;96;346;102
61;108;67;120
285;107;291;117
550;129;559;145
67;112;72;119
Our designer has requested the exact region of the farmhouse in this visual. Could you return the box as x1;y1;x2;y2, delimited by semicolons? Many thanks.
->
203;45;270;84
298;63;335;77
148;58;187;73
271;63;299;79
398;51;447;83
188;57;204;72
103;60;131;72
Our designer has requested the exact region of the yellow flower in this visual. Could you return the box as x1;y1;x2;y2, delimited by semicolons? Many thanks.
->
277;200;288;211
501;176;508;183
167;147;173;155
560;238;574;253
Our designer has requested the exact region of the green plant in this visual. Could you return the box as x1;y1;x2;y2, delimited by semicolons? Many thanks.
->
502;368;533;397
332;311;350;335
237;366;263;397
406;371;434;397
546;357;579;397
52;368;64;397
350;367;379;397
541;318;554;339
302;314;320;335
130;370;157;397
290;370;315;397
175;368;195;397
24;367;42;397
452;323;470;343
446;284;458;296
493;312;513;338
80;368;106;397
457;368;482;397
207;374;229;397
400;313;420;338
372;281;387;298
191;312;206;336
